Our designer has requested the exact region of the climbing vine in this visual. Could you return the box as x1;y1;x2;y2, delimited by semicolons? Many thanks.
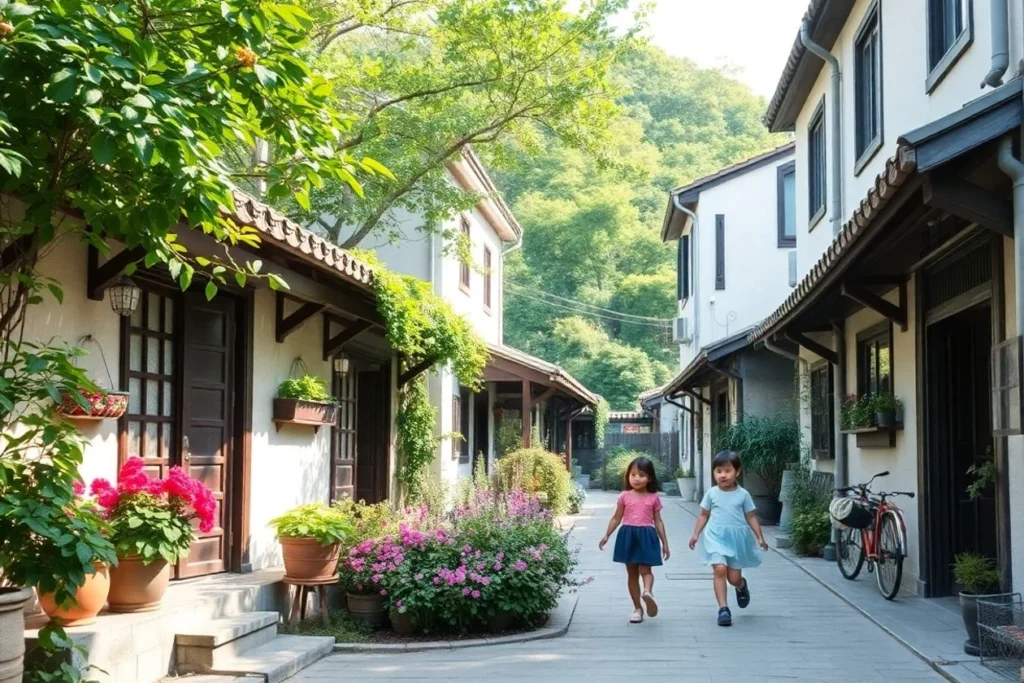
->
396;376;439;501
594;397;609;449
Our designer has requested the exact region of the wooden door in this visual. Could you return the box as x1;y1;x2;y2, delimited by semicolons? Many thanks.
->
473;392;489;474
355;365;391;504
178;293;236;578
331;367;357;501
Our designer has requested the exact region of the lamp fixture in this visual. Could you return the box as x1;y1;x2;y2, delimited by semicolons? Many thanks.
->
333;355;350;376
108;278;141;317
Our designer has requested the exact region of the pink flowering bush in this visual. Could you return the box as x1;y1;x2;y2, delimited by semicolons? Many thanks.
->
89;457;217;565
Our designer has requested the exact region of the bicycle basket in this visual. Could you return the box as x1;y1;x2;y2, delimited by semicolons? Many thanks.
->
829;497;873;530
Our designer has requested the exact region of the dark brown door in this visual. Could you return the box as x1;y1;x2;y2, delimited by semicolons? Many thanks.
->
355;365;391;504
473;393;488;474
178;293;236;578
331;367;357;501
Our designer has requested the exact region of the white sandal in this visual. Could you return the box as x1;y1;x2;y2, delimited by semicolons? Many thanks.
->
642;591;659;617
629;608;643;623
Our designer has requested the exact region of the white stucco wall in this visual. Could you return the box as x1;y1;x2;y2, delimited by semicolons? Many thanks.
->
792;0;1024;281
437;205;504;345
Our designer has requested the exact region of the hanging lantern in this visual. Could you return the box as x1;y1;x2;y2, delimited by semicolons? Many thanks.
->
108;278;140;317
333;354;350;376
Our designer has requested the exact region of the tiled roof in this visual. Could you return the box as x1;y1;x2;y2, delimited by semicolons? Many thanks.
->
748;146;918;342
486;344;599;406
227;190;375;289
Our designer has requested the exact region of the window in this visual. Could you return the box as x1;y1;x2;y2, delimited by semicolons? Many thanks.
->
808;98;827;228
452;394;462;461
776;161;796;248
483;247;492;312
927;0;972;93
854;2;882;172
459;217;471;292
714;214;725;290
810;363;834;460
858;326;892;396
330;365;357;501
677;235;690;300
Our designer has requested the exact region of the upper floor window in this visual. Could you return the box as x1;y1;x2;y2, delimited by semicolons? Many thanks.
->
483;247;493;312
459;217;471;292
926;0;972;93
854;2;883;173
776;161;796;248
714;215;725;290
857;324;892;396
808;98;827;229
678;235;691;301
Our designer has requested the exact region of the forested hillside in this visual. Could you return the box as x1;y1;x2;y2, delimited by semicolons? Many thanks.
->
490;46;784;409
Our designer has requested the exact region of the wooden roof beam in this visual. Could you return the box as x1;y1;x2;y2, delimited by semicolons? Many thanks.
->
785;331;838;365
322;317;372;360
923;174;1013;238
275;292;324;343
841;280;908;331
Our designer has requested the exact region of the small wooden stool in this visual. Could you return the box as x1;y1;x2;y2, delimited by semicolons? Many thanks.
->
283;576;336;627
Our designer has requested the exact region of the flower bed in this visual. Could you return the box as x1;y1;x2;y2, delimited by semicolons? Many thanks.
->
338;488;587;636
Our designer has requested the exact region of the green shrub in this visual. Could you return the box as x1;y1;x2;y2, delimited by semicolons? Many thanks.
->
596;448;669;490
276;374;334;402
715;415;799;497
332;498;400;552
496;447;573;515
269;503;353;545
953;552;1001;595
790;503;831;556
568;483;586;514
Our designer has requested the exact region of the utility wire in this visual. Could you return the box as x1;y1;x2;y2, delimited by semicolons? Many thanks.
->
508;288;672;329
506;282;674;323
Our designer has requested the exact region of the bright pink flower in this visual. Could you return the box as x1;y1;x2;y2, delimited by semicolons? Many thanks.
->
72;481;86;496
415;573;424;581
513;560;527;572
471;590;480;599
493;562;503;571
379;589;387;596
433;576;442;585
481;576;492;586
462;587;470;596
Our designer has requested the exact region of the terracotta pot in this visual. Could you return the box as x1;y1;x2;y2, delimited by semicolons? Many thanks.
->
38;562;110;627
389;610;414;636
346;592;388;629
280;538;340;581
58;390;129;419
272;398;338;427
0;587;33;683
107;556;170;613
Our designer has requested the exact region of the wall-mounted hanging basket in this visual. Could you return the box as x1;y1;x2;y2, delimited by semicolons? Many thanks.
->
58;335;129;421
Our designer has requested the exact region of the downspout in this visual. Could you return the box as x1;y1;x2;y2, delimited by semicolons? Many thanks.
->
800;21;843;235
982;0;1010;88
672;196;699;346
997;136;1024;334
499;230;524;345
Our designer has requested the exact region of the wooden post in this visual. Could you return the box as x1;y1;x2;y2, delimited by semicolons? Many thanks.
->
565;417;573;471
521;380;531;447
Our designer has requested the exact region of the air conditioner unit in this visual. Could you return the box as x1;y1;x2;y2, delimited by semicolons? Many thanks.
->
672;317;693;345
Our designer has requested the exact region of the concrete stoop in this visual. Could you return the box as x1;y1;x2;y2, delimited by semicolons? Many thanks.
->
175;612;333;683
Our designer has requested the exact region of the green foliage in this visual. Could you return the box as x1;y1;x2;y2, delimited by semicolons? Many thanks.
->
495;417;523;459
397;376;440;501
279;608;371;643
715;416;800;497
788;462;832;513
872;393;902;413
568;483;586;515
276;374;334;403
967;461;997;501
596;447;669;491
593;397;609;449
840;394;875;429
495;447;573;516
953;553;1001;595
269;503;353;546
107;492;197;564
25;624;104;683
332;498;401;553
674;467;695;479
790;505;831;557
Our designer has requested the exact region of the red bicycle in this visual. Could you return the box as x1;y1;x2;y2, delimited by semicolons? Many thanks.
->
833;471;914;600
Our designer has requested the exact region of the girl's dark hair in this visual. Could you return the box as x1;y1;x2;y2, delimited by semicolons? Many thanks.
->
712;450;742;471
623;457;660;493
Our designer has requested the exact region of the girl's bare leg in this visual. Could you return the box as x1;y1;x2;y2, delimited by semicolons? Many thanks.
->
626;564;642;608
727;568;744;588
639;565;654;594
712;564;729;608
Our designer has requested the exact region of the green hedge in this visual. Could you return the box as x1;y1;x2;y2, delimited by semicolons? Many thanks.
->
595;448;669;491
496;447;573;515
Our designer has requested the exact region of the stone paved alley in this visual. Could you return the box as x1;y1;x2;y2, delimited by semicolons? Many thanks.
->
289;491;946;682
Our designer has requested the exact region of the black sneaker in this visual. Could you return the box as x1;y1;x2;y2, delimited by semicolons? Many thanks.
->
736;579;750;609
717;607;732;627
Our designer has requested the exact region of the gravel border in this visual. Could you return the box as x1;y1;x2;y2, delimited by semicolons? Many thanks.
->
331;592;579;653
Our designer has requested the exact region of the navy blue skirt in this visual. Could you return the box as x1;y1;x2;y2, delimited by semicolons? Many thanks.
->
613;525;662;566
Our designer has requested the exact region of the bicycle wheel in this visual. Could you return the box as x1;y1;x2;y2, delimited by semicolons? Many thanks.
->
836;527;865;580
875;513;904;600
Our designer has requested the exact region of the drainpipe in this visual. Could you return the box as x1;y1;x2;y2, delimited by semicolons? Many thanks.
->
672;196;700;346
982;0;1010;88
997;136;1024;333
499;230;524;344
800;20;843;235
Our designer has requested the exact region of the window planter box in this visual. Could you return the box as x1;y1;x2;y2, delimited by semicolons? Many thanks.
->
840;424;902;449
58;390;130;420
272;398;339;433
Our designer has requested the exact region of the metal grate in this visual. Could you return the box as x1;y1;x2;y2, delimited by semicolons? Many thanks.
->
925;240;991;311
978;594;1024;680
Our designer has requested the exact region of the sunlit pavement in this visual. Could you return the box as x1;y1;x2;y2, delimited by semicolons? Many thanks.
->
289;491;945;682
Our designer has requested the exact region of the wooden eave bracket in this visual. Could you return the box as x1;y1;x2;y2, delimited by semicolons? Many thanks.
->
681;388;711;406
785;331;839;366
399;356;437;386
322;315;372;360
275;291;324;343
841;280;908;331
87;245;145;301
923;174;1013;238
529;385;558;410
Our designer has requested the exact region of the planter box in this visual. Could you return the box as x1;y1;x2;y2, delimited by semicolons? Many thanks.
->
273;398;339;433
840;424;902;449
58;390;129;420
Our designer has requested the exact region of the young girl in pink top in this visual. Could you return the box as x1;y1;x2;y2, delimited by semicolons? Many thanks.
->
599;457;670;623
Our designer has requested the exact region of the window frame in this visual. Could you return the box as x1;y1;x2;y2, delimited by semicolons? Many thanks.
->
776;161;796;248
809;362;835;460
482;246;492;313
678;235;691;301
714;214;725;290
925;0;973;94
853;1;883;175
459;217;471;294
856;322;894;397
807;97;827;230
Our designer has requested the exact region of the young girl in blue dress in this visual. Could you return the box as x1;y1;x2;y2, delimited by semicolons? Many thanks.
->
598;457;670;624
688;450;768;626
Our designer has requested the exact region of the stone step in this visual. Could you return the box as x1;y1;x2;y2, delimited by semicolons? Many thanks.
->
176;612;280;673
205;635;335;683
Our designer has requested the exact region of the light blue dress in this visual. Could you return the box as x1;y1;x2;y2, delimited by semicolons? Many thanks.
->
698;486;762;569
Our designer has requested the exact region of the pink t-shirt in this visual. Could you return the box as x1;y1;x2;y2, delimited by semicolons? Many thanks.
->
617;490;663;527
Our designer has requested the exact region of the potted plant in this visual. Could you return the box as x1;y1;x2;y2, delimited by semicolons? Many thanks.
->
90;458;216;613
873;393;901;429
273;373;338;432
676;466;697;501
339;536;396;628
269;503;352;581
716;416;799;524
953;552;1005;655
58;387;130;420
